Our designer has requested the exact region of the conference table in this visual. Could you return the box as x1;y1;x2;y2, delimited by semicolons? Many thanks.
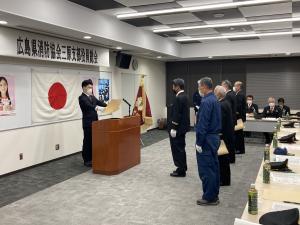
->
240;122;300;224
244;117;278;133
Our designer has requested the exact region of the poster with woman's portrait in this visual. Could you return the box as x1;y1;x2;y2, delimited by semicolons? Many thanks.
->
0;75;16;116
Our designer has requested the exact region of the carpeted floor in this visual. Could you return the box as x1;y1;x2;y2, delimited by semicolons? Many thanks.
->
0;129;169;208
0;131;263;225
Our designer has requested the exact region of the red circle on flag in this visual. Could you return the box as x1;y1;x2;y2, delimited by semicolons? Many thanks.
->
48;82;67;110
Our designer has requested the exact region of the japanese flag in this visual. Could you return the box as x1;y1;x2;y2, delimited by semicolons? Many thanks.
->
32;71;89;124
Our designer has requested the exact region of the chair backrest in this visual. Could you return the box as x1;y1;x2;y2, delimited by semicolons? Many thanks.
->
234;218;261;225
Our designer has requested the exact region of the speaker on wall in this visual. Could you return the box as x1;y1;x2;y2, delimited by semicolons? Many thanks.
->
116;52;132;69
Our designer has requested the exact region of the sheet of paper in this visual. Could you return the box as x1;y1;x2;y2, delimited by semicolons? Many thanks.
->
271;172;300;185
263;189;300;203
103;99;121;114
275;155;300;165
234;218;260;225
272;202;300;211
280;144;300;151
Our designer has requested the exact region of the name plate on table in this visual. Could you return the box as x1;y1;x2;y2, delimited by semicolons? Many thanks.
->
234;218;260;225
275;155;300;165
272;202;300;211
271;172;300;185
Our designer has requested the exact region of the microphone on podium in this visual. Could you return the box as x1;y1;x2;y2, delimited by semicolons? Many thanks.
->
122;98;131;116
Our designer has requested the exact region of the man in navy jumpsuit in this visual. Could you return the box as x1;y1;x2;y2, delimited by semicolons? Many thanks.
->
195;77;222;206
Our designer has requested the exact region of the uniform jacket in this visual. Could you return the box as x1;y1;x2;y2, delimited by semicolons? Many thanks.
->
262;105;282;118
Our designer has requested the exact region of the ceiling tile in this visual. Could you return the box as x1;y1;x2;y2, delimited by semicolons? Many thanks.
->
239;2;292;18
151;13;201;24
168;21;206;27
157;31;185;37
177;0;233;7
132;2;182;12
215;25;253;33
293;1;300;13
100;8;137;17
68;0;125;10
251;21;292;31
122;17;162;27
180;28;219;36
115;0;174;7
193;8;244;22
229;36;260;41
246;13;292;21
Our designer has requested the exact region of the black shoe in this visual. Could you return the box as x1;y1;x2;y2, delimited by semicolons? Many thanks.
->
84;161;92;167
170;171;186;177
197;198;220;206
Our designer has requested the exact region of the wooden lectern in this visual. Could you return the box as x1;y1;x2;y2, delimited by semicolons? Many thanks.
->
92;116;140;175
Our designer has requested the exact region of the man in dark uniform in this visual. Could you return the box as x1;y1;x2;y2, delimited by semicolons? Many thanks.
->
169;78;190;177
196;77;221;206
246;95;259;115
79;79;107;167
262;97;282;144
278;98;291;117
214;85;234;186
192;88;202;115
234;81;246;154
221;80;236;163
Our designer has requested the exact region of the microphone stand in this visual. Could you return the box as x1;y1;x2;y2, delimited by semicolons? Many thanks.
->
122;98;131;117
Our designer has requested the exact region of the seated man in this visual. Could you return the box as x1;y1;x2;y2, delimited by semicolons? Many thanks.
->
262;97;282;144
246;95;259;116
278;97;291;117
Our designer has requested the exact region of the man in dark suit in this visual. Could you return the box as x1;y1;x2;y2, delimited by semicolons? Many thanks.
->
221;80;236;163
79;79;107;167
192;88;202;115
278;97;291;117
234;81;246;154
214;85;234;186
169;78;190;177
246;95;259;115
262;97;282;144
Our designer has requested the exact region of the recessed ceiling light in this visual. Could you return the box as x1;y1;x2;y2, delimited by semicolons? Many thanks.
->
156;56;162;59
153;17;300;33
208;56;213;59
117;0;288;19
285;52;291;56
116;46;123;50
0;20;8;25
230;27;235;31
83;35;92;39
214;13;225;18
177;30;300;42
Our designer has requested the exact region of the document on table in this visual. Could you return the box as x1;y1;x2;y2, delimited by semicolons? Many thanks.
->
272;202;300;211
271;172;300;185
280;144;300;151
234;218;260;225
275;155;300;165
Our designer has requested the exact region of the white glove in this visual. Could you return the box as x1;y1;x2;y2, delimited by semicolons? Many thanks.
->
170;129;177;138
195;144;202;153
196;105;200;110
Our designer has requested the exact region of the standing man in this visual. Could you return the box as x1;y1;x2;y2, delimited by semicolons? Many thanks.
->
221;80;237;163
214;85;234;186
169;78;190;177
233;81;246;154
196;77;221;206
79;79;107;167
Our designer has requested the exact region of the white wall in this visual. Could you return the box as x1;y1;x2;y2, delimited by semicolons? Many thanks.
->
0;53;166;175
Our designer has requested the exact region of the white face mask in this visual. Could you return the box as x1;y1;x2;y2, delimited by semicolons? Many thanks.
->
199;91;204;97
247;100;252;105
269;103;275;108
233;87;237;92
86;88;93;96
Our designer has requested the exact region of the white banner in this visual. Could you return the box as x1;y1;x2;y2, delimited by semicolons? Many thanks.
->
0;27;109;67
31;71;98;124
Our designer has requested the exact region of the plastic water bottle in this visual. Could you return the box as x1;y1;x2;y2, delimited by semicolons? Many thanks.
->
273;129;278;149
248;184;258;215
263;160;271;184
264;144;270;161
